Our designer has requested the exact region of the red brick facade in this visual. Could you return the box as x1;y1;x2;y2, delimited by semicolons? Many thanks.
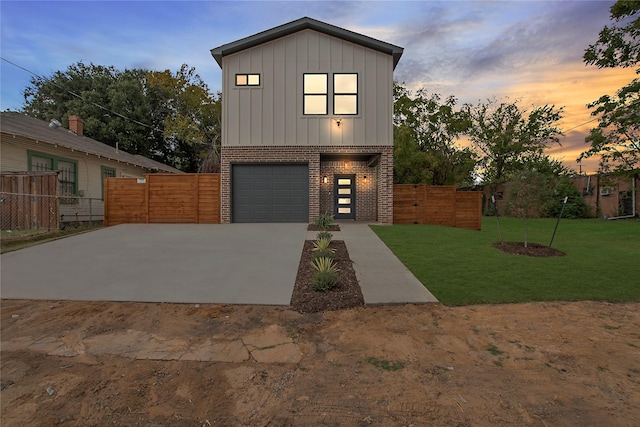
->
221;146;393;224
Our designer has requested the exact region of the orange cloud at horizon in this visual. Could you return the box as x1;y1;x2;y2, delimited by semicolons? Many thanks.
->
503;64;637;174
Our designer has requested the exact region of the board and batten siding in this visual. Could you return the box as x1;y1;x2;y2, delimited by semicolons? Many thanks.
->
222;29;394;148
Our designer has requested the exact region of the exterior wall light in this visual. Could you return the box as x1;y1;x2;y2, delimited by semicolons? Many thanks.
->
323;176;328;184
334;118;342;127
364;175;368;183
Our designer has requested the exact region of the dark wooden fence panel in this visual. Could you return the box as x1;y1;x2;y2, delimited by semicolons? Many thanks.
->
393;185;418;224
1;172;59;231
104;178;148;226
393;184;481;230
148;175;198;223
424;186;456;227
104;174;220;225
197;174;221;224
455;192;482;230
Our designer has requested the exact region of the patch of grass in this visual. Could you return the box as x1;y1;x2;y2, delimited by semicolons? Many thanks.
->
487;344;504;356
371;218;640;305
365;357;405;371
1;225;103;254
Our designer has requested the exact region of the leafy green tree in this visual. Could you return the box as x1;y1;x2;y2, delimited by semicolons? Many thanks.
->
23;62;161;158
22;61;221;172
147;65;221;172
542;177;591;219
393;83;476;186
581;0;640;172
505;170;551;247
462;99;564;184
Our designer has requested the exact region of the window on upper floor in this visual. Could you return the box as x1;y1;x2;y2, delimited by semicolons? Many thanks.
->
303;73;328;115
236;73;260;86
334;73;358;115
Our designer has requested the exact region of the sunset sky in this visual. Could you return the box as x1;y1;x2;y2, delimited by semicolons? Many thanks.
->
1;1;634;174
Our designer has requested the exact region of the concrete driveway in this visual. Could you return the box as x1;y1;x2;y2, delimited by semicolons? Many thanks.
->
0;224;307;305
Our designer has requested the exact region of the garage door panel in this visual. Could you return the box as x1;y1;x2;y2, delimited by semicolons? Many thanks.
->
232;164;309;223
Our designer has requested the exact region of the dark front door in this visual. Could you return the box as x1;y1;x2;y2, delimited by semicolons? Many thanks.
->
334;174;355;220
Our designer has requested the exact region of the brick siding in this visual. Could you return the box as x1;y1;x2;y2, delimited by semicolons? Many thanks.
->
221;146;393;224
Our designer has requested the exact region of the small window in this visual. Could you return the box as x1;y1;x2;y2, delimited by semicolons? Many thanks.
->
101;166;116;200
304;73;328;115
236;73;260;86
334;73;358;115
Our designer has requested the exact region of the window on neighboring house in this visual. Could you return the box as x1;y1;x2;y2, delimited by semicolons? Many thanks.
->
236;73;260;86
101;166;116;200
303;73;328;115
334;73;358;115
28;151;78;203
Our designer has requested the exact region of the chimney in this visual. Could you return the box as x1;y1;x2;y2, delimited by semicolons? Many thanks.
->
68;115;84;136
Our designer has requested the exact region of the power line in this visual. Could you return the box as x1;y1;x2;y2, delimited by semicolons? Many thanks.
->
1;56;156;130
563;97;640;133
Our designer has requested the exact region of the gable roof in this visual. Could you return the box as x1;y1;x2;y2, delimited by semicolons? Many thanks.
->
0;112;182;173
211;17;404;69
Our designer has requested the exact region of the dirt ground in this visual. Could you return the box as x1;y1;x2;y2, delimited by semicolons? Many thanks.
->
2;299;639;426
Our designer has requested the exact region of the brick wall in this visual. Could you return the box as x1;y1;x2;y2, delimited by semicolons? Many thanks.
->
221;146;393;224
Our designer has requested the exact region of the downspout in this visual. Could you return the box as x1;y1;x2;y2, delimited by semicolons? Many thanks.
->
608;174;636;220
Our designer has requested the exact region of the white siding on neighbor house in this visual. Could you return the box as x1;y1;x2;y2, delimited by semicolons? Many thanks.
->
222;29;394;148
1;135;148;200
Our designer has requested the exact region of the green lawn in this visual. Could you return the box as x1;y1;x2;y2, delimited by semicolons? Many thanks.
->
371;217;640;306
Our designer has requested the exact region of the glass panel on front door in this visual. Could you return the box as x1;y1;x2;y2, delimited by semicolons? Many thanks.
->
334;175;355;219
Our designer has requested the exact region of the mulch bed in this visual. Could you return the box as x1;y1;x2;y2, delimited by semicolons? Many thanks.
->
291;240;364;313
493;242;566;257
307;224;341;231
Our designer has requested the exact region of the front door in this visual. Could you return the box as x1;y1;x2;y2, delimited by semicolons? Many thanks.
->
334;174;355;220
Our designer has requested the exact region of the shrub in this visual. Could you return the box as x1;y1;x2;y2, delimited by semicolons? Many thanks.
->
315;213;334;229
312;237;335;259
311;257;340;292
316;230;333;240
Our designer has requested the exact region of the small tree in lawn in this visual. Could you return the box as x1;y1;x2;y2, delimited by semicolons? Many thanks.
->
505;170;551;247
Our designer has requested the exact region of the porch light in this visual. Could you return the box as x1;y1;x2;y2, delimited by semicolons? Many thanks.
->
334;117;342;127
364;175;368;183
323;176;328;184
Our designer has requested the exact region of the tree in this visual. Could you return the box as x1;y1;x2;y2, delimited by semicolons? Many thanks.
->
393;83;476;186
505;170;551;247
23;62;161;159
462;99;564;184
542;177;591;219
146;65;221;172
21;62;221;172
581;0;640;172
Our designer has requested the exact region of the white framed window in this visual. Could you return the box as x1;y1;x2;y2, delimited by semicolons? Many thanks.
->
236;73;260;86
303;73;328;115
334;73;358;115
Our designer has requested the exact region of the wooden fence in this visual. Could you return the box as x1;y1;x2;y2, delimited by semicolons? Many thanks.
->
104;174;220;226
393;185;482;230
0;172;60;231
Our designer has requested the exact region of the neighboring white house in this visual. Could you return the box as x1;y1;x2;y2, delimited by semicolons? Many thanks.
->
210;17;403;223
0;112;182;223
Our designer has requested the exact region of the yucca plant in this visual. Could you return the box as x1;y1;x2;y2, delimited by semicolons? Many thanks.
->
315;213;334;230
316;230;333;241
310;256;340;292
312;237;335;259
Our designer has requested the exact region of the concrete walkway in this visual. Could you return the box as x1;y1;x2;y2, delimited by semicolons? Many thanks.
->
306;223;438;304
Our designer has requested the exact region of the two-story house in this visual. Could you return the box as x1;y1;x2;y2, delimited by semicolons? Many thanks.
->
211;17;403;223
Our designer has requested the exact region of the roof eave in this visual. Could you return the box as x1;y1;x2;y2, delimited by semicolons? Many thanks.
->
210;17;404;69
